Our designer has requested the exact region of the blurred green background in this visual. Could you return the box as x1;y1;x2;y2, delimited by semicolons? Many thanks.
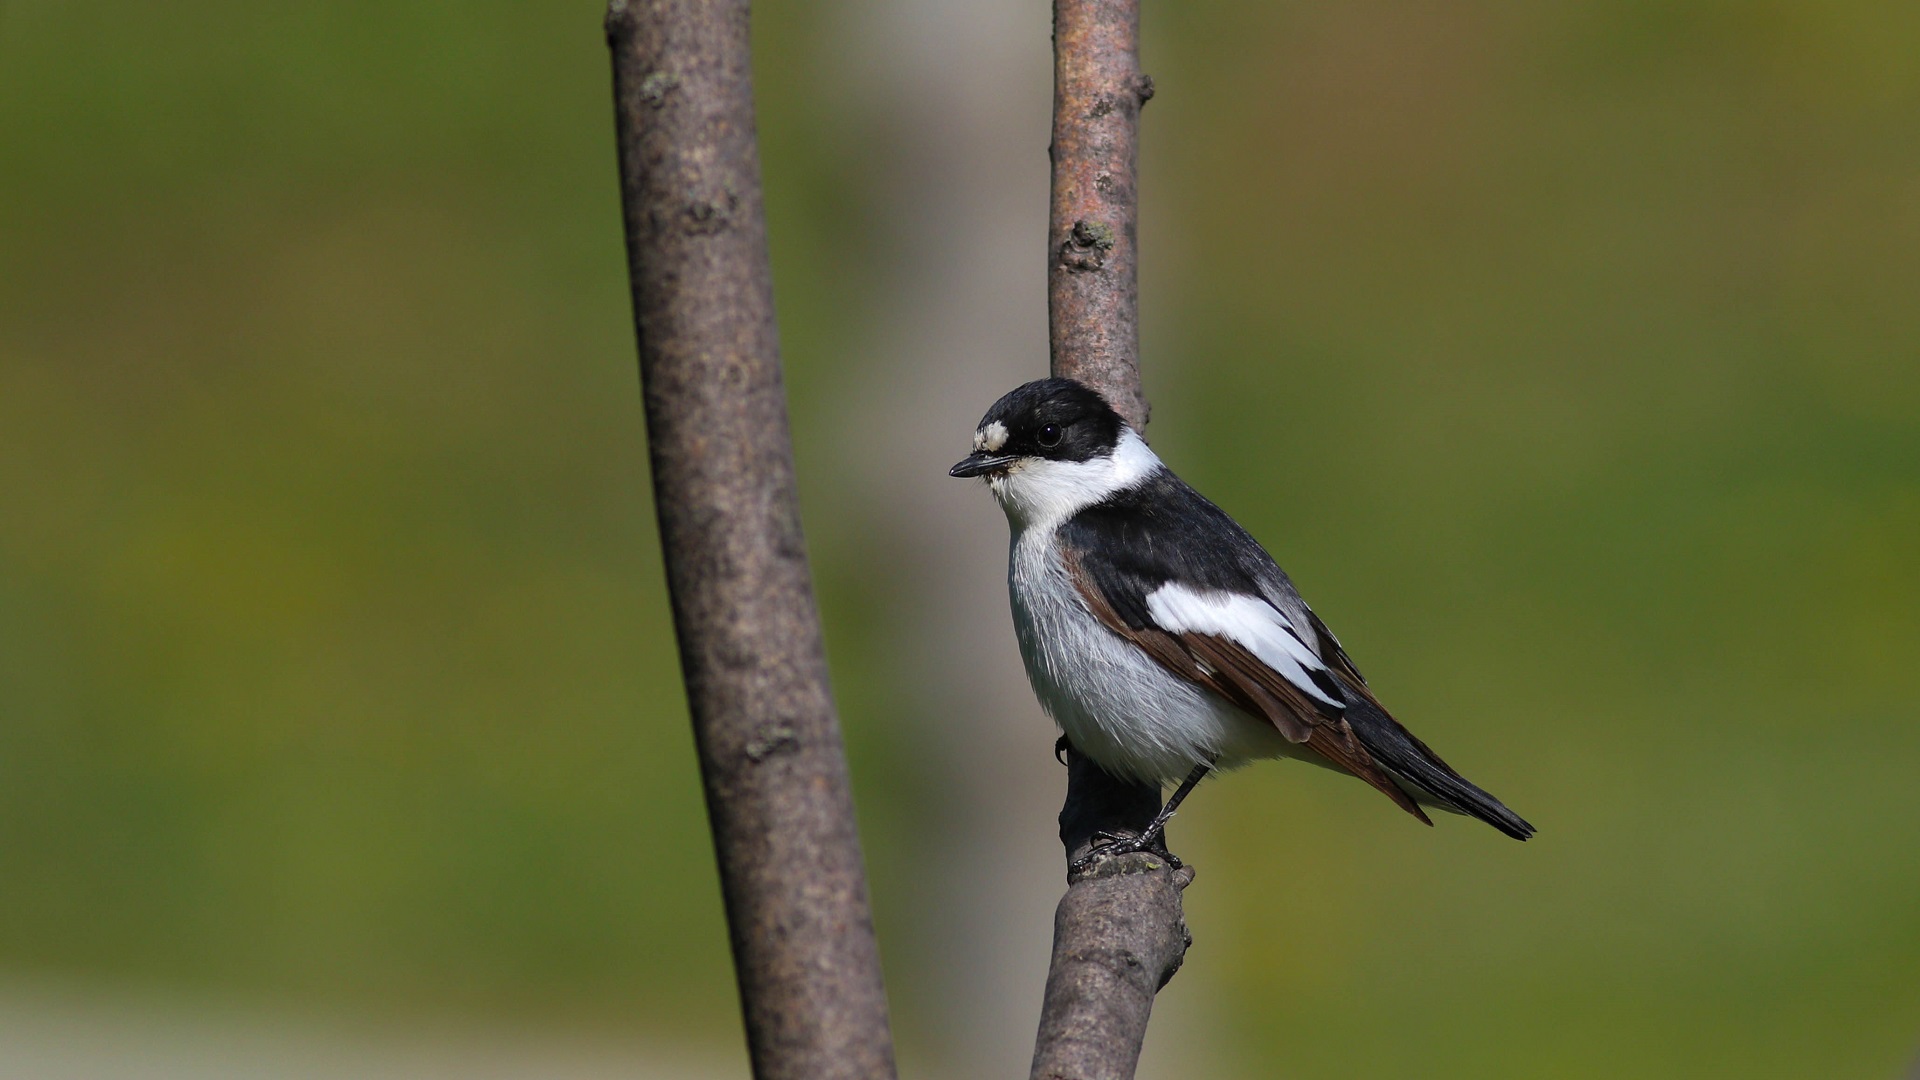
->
2;1;1917;1077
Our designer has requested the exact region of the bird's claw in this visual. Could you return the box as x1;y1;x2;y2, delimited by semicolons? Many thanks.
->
1068;828;1182;875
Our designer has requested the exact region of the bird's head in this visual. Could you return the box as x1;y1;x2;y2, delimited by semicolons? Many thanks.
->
949;378;1155;528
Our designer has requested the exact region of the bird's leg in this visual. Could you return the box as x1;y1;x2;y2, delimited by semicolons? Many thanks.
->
1089;761;1209;856
1140;760;1210;847
1072;760;1213;873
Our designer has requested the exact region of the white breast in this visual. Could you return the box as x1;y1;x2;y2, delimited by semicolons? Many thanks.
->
1006;528;1291;786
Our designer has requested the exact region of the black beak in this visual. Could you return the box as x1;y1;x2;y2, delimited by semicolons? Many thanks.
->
949;452;1017;478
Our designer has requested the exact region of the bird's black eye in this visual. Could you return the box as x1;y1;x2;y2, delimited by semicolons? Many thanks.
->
1037;423;1063;448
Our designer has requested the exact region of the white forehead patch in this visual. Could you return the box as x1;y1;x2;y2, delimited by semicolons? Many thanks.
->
974;420;1009;453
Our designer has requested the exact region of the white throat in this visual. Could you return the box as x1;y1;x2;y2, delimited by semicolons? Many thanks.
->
989;428;1160;533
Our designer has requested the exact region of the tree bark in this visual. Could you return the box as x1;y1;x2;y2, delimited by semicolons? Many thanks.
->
1048;0;1154;431
606;4;897;1079
1032;1;1195;1079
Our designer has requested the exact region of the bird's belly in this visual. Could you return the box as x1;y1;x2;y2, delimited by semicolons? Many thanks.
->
1009;536;1289;786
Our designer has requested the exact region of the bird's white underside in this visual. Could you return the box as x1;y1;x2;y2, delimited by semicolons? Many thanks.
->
992;430;1333;784
1009;530;1288;784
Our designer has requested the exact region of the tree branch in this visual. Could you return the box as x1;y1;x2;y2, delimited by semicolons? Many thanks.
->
1032;1;1194;1078
1048;0;1154;432
606;4;897;1078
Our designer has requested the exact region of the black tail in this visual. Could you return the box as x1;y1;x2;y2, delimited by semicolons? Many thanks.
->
1340;689;1535;841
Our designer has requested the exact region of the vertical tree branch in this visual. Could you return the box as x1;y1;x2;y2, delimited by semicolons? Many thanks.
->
1049;0;1154;431
606;4;897;1079
1034;1;1194;1079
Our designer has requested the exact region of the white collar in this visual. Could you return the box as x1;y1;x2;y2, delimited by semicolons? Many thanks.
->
990;429;1160;533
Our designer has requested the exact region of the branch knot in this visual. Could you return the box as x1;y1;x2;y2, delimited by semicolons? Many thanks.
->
1059;218;1117;272
637;70;680;109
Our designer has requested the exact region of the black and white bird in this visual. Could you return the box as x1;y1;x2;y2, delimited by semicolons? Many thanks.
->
949;378;1533;860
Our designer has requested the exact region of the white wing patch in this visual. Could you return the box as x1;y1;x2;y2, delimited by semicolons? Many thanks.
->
1144;583;1344;710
